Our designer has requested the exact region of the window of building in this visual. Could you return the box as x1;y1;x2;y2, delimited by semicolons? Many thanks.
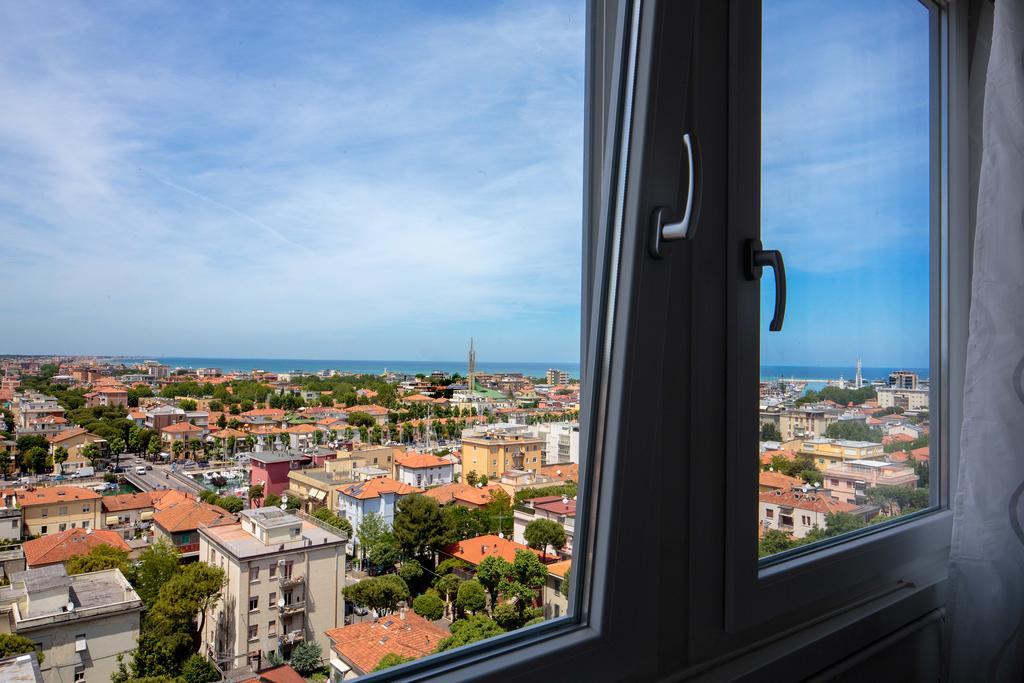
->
249;597;258;611
39;526;47;535
59;506;67;516
268;620;277;637
73;667;85;683
251;566;260;582
59;523;66;532
41;509;47;518
248;625;258;641
81;521;88;529
269;564;276;579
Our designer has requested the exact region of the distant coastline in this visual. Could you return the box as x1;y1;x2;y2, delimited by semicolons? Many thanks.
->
109;356;583;380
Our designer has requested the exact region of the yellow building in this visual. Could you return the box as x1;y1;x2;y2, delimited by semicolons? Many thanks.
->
798;438;885;469
461;432;545;479
16;486;103;537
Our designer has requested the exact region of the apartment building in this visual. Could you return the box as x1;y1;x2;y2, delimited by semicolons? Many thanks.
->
888;370;920;390
758;490;858;540
798;438;886;469
200;508;347;672
47;428;106;468
100;491;169;540
0;564;142;682
394;452;454;488
823;460;920;505
12;394;65;432
83;387;128;409
876;386;930;411
529;421;580;465
23;528;131;568
16;487;102;537
325;445;401;481
513;495;575;559
250;452;312;497
461;431;544;479
545;369;570;385
543;560;571;620
336;478;423;530
152;495;234;558
777;406;840;441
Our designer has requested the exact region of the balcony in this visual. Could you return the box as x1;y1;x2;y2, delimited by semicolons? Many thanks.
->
177;542;200;555
278;574;304;589
279;629;305;645
278;600;305;616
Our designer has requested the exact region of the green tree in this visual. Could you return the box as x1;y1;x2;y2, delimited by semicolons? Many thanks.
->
824;421;883;443
23;446;49;475
758;529;800;557
373;652;416;672
561;567;571;597
312;506;353;537
804;512;867;542
356;512;389;565
412;590;445;621
343;575;410;616
523;518;566;559
264;494;282;508
171;441;184;460
0;452;11;478
248;484;265;507
475;555;513;608
129;540;181;608
0;633;43;663
214;495;244;513
433;614;504;653
52;446;69;475
16;434;48;455
179;654;220;683
760;422;782;441
108;435;126;456
288;640;323;676
456;578;487;615
367;533;402;569
66;544;131;575
398;558;425;588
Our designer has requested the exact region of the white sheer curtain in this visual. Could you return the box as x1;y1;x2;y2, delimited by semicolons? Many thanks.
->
948;0;1024;680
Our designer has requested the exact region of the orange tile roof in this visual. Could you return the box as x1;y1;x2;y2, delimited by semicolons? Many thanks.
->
760;449;798;466
909;446;930;462
758;489;857;515
395;452;450;469
325;612;448;675
758;471;804;491
337;477;423;501
442;534;541;566
539;463;578;481
23;528;130;567
153;498;234;533
210;428;248;439
17;486;101;507
101;491;165;513
161;421;203;434
285;424;319;434
152;489;192;510
242;408;286;418
401;394;433;402
237;664;306;683
422;483;502;507
46;427;94;444
547;559;571;578
345;404;389;415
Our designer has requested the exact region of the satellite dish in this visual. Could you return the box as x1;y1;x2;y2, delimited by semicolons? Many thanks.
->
66;601;75;612
278;597;286;607
497;532;504;539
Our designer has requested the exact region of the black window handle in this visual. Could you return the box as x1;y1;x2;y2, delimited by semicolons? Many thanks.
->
744;239;786;332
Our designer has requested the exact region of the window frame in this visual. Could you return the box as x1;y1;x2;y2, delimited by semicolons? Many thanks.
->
711;0;967;638
331;0;972;680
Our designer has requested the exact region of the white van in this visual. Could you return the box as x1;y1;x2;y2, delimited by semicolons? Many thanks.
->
135;465;148;475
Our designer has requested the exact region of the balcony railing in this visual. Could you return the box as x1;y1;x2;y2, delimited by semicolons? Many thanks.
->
278;600;305;616
278;574;304;589
177;542;200;554
279;629;305;645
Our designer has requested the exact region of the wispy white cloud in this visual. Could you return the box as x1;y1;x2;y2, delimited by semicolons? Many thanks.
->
0;0;585;360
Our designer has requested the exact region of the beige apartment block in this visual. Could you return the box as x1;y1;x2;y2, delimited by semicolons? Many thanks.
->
200;508;347;674
0;565;142;683
461;432;545;479
16;487;102;538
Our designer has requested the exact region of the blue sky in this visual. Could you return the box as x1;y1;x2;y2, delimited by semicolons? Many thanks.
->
760;0;932;368
1;1;930;368
0;1;585;362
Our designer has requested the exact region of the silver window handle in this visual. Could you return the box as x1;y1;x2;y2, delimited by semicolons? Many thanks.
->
650;132;701;258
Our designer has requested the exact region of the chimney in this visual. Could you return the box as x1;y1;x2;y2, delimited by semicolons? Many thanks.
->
400;607;406;620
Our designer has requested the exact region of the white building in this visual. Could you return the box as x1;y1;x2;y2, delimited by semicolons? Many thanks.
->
335;478;423;530
530;422;581;465
200;508;347;672
0;565;142;683
394;452;455;488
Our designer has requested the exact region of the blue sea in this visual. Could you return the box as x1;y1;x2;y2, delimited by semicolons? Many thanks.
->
111;357;582;380
103;358;925;385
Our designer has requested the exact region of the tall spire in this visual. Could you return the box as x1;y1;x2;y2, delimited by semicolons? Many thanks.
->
467;338;477;391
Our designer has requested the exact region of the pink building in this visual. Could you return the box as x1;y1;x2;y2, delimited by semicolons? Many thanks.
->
823;459;919;505
249;451;311;497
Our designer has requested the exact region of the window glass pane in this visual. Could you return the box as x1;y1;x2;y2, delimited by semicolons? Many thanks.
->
758;0;933;558
1;0;585;672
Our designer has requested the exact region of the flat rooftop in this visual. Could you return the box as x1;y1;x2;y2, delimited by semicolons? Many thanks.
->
250;451;312;464
201;519;346;559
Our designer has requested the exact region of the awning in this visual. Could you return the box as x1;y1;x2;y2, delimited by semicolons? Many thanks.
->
140;511;154;521
105;516;120;526
312;489;327;502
